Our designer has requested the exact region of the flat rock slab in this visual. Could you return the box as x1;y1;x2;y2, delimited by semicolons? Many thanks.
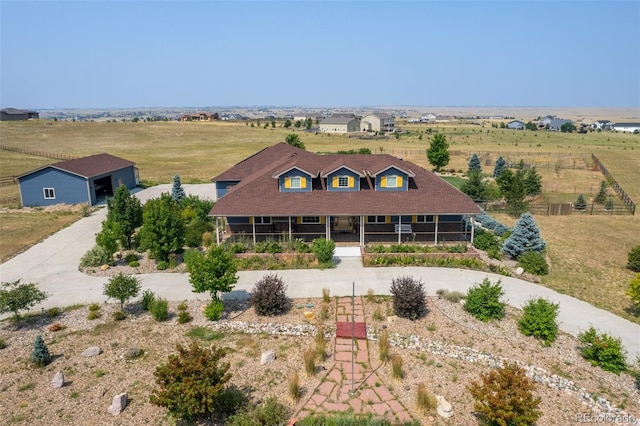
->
51;371;64;388
260;350;276;365
108;392;127;416
82;346;102;357
336;322;366;339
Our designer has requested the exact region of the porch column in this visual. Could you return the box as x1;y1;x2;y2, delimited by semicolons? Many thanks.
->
398;215;402;244
325;216;331;240
215;217;220;245
288;216;292;241
359;215;365;246
434;215;439;245
252;217;256;245
470;217;475;245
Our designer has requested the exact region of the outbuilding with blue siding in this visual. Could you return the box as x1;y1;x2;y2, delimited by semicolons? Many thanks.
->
17;153;138;207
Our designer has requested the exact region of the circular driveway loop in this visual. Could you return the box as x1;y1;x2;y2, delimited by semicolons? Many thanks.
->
1;185;638;362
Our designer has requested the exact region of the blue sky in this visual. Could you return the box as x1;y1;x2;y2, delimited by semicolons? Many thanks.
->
1;1;639;109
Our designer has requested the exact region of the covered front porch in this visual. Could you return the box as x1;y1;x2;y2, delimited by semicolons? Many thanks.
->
214;214;476;246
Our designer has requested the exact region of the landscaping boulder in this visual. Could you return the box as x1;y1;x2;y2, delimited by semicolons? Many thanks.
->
51;371;64;388
107;392;127;416
436;395;453;418
82;346;102;358
516;267;524;275
260;350;276;365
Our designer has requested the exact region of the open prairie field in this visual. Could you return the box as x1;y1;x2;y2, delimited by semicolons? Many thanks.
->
1;119;639;323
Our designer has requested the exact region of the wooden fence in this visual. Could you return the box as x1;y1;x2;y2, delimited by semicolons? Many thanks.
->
591;154;636;215
478;201;633;216
0;145;76;161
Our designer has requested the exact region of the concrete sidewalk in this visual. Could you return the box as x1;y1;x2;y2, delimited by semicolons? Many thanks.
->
1;185;639;362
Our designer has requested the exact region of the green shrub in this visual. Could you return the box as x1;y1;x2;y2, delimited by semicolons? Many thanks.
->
518;298;559;346
157;261;169;270
214;386;249;419
288;371;301;402
628;245;640;272
89;303;100;312
150;297;169;322
390;276;426;320
31;335;52;367
627;273;640;308
473;228;500;251
128;260;140;267
185;219;213;248
464;278;505;321
80;245;112;267
0;338;6;350
250;274;290;316
312;238;335;264
204;299;224;321
113;311;127;321
178;310;193;324
150;342;231;420
47;307;61;317
487;246;503;260
124;253;138;263
577;326;627;374
141;289;155;311
228;396;290;426
87;310;100;320
517;251;548;275
467;362;542;426
296;413;406;426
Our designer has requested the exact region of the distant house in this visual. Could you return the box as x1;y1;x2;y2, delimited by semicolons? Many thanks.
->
507;120;526;130
361;113;395;133
181;112;218;122
591;120;611;130
548;119;573;131
420;113;436;123
319;117;361;134
537;115;555;128
17;154;138;207
435;115;453;123
611;122;640;133
0;108;39;121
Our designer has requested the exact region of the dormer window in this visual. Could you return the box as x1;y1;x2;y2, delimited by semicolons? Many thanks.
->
290;176;301;188
387;176;397;187
338;176;349;187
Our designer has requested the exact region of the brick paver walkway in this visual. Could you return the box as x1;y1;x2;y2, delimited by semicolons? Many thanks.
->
295;297;413;423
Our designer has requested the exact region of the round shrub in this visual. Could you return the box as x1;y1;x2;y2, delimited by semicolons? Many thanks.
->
518;298;559;346
390;276;427;320
157;261;169;270
129;260;140;267
473;229;500;251
464;278;505;321
150;297;169;322
627;245;640;272
312;238;335;264
204;299;224;321
113;311;127;321
517;251;549;275
578;326;627;374
250;273;290;316
80;245;112;267
124;253;138;263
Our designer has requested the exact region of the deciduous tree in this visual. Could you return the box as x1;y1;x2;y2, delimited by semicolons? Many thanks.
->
98;185;143;251
103;273;141;311
185;246;238;302
426;133;450;172
0;280;48;321
139;193;185;261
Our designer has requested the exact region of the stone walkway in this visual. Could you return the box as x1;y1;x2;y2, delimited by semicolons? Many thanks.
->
294;297;413;423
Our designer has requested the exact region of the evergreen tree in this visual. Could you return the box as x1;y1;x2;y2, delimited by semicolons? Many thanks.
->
426;133;450;172
574;194;587;210
461;170;487;201
497;169;528;216
502;213;546;258
171;174;186;202
605;196;614;211
468;153;482;173
524;167;542;196
493;156;507;178
594;180;607;204
283;119;292;128
97;185;143;251
31;335;52;367
285;133;305;150
139;193;185;262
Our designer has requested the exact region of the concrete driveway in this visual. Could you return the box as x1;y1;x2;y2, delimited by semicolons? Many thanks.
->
1;185;639;362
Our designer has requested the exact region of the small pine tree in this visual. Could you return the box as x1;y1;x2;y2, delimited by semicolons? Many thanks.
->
171;175;186;202
461;170;487;201
468;153;482;173
524;167;542;196
605;196;614;211
31;335;52;367
502;213;546;259
574;194;587;210
594;180;607;204
493;156;506;178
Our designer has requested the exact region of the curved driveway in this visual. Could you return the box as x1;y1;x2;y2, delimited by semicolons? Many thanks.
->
1;185;638;362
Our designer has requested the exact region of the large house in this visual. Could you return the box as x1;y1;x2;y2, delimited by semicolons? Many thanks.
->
548;119;573;131
17;154;138;207
507;120;525;130
319;117;361;134
0;108;39;121
209;143;481;246
611;122;640;133
360;112;395;133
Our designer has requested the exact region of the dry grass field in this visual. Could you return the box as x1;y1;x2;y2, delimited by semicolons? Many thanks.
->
1;118;639;323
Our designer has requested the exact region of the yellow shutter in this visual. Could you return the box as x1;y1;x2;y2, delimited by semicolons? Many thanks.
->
348;176;354;188
381;176;387;187
284;177;291;189
300;177;306;188
320;216;325;224
332;176;338;187
296;216;301;224
385;216;390;223
397;175;403;188
249;217;253;224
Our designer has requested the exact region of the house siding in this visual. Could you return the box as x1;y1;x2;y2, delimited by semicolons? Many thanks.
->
216;180;239;198
279;169;312;192
327;168;360;192
375;167;409;191
19;169;90;207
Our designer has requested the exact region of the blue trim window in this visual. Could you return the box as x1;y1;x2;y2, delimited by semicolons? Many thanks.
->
416;215;434;223
43;188;55;199
387;176;397;187
367;215;385;223
302;216;320;224
254;217;271;224
290;177;301;188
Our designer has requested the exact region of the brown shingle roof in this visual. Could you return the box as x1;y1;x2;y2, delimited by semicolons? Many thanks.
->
210;143;481;217
19;154;135;179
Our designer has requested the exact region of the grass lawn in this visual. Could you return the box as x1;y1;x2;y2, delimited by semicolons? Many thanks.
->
1;119;639;324
440;175;466;190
